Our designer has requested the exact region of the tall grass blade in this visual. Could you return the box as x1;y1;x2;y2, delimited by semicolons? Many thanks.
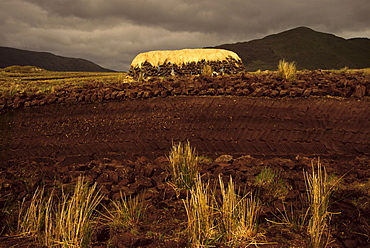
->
218;175;260;246
17;177;103;248
52;177;103;247
304;159;337;248
183;175;218;247
17;187;46;237
168;141;199;190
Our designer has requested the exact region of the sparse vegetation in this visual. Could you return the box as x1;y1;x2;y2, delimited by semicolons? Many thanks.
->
304;159;338;248
17;187;49;238
103;191;147;230
7;82;22;96
50;178;103;248
338;66;349;73
264;160;342;247
266;200;307;232
17;177;103;248
167;141;199;190
255;166;276;185
328;67;370;75
0;147;368;247
197;155;213;165
255;166;290;201
278;59;297;80
218;175;260;246
183;173;262;247
183;175;218;247
117;73;127;83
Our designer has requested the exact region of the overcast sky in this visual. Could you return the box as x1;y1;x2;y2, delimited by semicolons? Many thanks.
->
1;0;369;71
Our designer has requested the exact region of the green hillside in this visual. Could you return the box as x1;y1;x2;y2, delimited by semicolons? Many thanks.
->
0;46;114;72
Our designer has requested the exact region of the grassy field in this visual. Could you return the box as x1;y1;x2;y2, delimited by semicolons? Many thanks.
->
0;66;126;95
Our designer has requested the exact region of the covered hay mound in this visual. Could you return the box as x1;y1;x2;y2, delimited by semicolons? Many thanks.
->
128;48;245;78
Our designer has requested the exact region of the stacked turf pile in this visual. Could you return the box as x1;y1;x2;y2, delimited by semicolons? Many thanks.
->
128;48;245;78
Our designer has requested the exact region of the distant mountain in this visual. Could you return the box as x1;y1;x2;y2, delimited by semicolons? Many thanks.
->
211;27;370;71
0;46;115;72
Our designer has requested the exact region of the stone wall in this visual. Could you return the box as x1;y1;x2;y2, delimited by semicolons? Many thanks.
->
128;57;245;79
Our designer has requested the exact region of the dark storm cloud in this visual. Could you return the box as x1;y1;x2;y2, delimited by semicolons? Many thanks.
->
1;0;369;71
22;0;370;36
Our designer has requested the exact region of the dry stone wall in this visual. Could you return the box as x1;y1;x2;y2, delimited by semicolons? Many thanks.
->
0;71;369;113
128;58;245;78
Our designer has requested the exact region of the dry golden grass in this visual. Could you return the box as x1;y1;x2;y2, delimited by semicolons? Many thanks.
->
168;141;199;190
218;175;238;242
183;175;262;247
218;176;260;246
50;178;103;247
17;187;48;237
265;159;343;247
304;159;338;248
183;175;218;247
278;59;297;80
17;177;103;248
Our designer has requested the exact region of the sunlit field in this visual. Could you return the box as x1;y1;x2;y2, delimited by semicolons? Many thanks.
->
0;66;126;95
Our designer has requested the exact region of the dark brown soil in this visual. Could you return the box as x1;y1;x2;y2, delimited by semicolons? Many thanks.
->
0;72;370;247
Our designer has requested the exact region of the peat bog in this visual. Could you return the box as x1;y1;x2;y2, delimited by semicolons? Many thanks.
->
0;70;370;247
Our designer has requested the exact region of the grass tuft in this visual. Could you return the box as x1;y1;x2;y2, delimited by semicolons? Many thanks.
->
278;59;297;80
304;159;338;248
266;199;308;234
50;177;103;247
17;187;49;237
255;166;290;201
103;191;147;230
17;177;103;248
255;166;276;185
218;175;260;246
183;175;262;247
183;175;219;247
168;141;199;190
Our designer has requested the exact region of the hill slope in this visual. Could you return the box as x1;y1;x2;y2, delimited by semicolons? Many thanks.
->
211;27;370;71
0;46;114;72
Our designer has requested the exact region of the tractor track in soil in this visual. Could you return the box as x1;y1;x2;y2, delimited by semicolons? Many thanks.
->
1;96;370;165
